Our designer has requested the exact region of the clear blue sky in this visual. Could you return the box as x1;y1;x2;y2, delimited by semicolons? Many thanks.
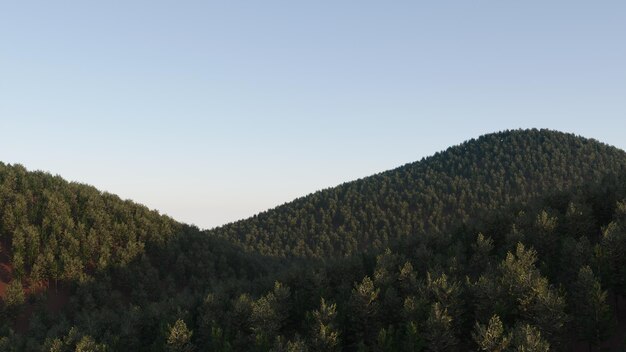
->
1;1;625;228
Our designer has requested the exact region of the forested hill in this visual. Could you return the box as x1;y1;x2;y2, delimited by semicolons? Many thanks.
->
1;129;626;351
208;129;626;258
0;162;275;303
0;164;174;286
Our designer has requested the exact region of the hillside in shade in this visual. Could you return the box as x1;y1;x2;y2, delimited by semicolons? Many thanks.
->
1;129;626;351
209;129;626;258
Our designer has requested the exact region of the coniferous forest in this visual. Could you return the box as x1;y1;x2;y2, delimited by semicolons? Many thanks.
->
1;129;626;351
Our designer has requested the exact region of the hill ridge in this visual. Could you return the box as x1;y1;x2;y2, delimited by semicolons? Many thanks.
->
206;128;626;258
2;128;626;351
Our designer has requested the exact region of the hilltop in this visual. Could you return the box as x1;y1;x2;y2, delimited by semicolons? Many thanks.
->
209;129;626;258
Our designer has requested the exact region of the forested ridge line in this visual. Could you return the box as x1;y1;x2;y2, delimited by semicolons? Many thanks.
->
1;129;626;351
207;129;626;258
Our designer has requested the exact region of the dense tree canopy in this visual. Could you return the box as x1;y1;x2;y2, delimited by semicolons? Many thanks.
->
209;129;626;258
1;129;626;351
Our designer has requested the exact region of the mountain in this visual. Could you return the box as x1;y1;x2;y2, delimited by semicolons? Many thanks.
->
1;129;626;351
0;163;274;291
209;129;626;258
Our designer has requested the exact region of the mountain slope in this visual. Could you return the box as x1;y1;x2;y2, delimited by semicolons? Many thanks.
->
208;129;626;258
1;129;626;351
0;163;275;301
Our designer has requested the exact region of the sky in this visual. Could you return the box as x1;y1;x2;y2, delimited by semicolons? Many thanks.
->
1;1;625;229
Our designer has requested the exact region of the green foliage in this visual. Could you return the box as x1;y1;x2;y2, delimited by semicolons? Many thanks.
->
510;324;549;352
424;302;457;352
309;298;339;352
422;272;463;332
498;243;567;347
469;233;494;277
75;336;108;352
210;129;626;258
348;276;380;346
1;130;626;350
0;162;183;285
0;331;19;352
166;319;194;352
376;326;398;352
597;217;626;296
45;327;107;352
271;335;309;352
570;266;614;347
403;322;425;352
251;282;291;347
4;280;25;309
472;315;510;352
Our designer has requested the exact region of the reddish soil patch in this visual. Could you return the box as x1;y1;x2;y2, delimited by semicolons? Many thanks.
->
13;285;71;334
0;247;13;298
1;245;71;334
0;265;13;300
14;303;36;333
45;286;70;314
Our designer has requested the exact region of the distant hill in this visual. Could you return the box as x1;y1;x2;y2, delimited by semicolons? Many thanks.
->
208;129;626;258
0;163;271;289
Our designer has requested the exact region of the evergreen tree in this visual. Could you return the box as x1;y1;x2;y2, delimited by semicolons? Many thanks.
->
376;326;397;352
597;218;626;300
348;276;380;347
422;272;464;335
510;324;549;352
499;243;567;347
402;322;424;352
166;319;194;352
75;336;107;352
570;266;614;350
271;335;309;352
424;302;457;352
471;315;510;352
309;298;339;352
251;282;291;348
4;280;25;308
469;233;494;277
398;261;418;296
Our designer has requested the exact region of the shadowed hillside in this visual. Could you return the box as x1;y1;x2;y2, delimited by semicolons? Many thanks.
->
209;129;626;258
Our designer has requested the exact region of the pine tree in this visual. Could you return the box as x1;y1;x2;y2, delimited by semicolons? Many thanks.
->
271;335;309;352
376;326;397;352
402;322;424;352
469;233;494;277
4;279;25;311
75;335;107;352
398;261;418;296
472;315;511;352
597;219;626;300
348;276;380;347
309;298;339;352
251;282;291;348
497;243;567;347
422;272;463;335
166;319;194;352
571;266;614;350
424;302;457;352
510;324;549;352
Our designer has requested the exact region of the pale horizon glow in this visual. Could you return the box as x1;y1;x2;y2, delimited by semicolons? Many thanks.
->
1;2;625;229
